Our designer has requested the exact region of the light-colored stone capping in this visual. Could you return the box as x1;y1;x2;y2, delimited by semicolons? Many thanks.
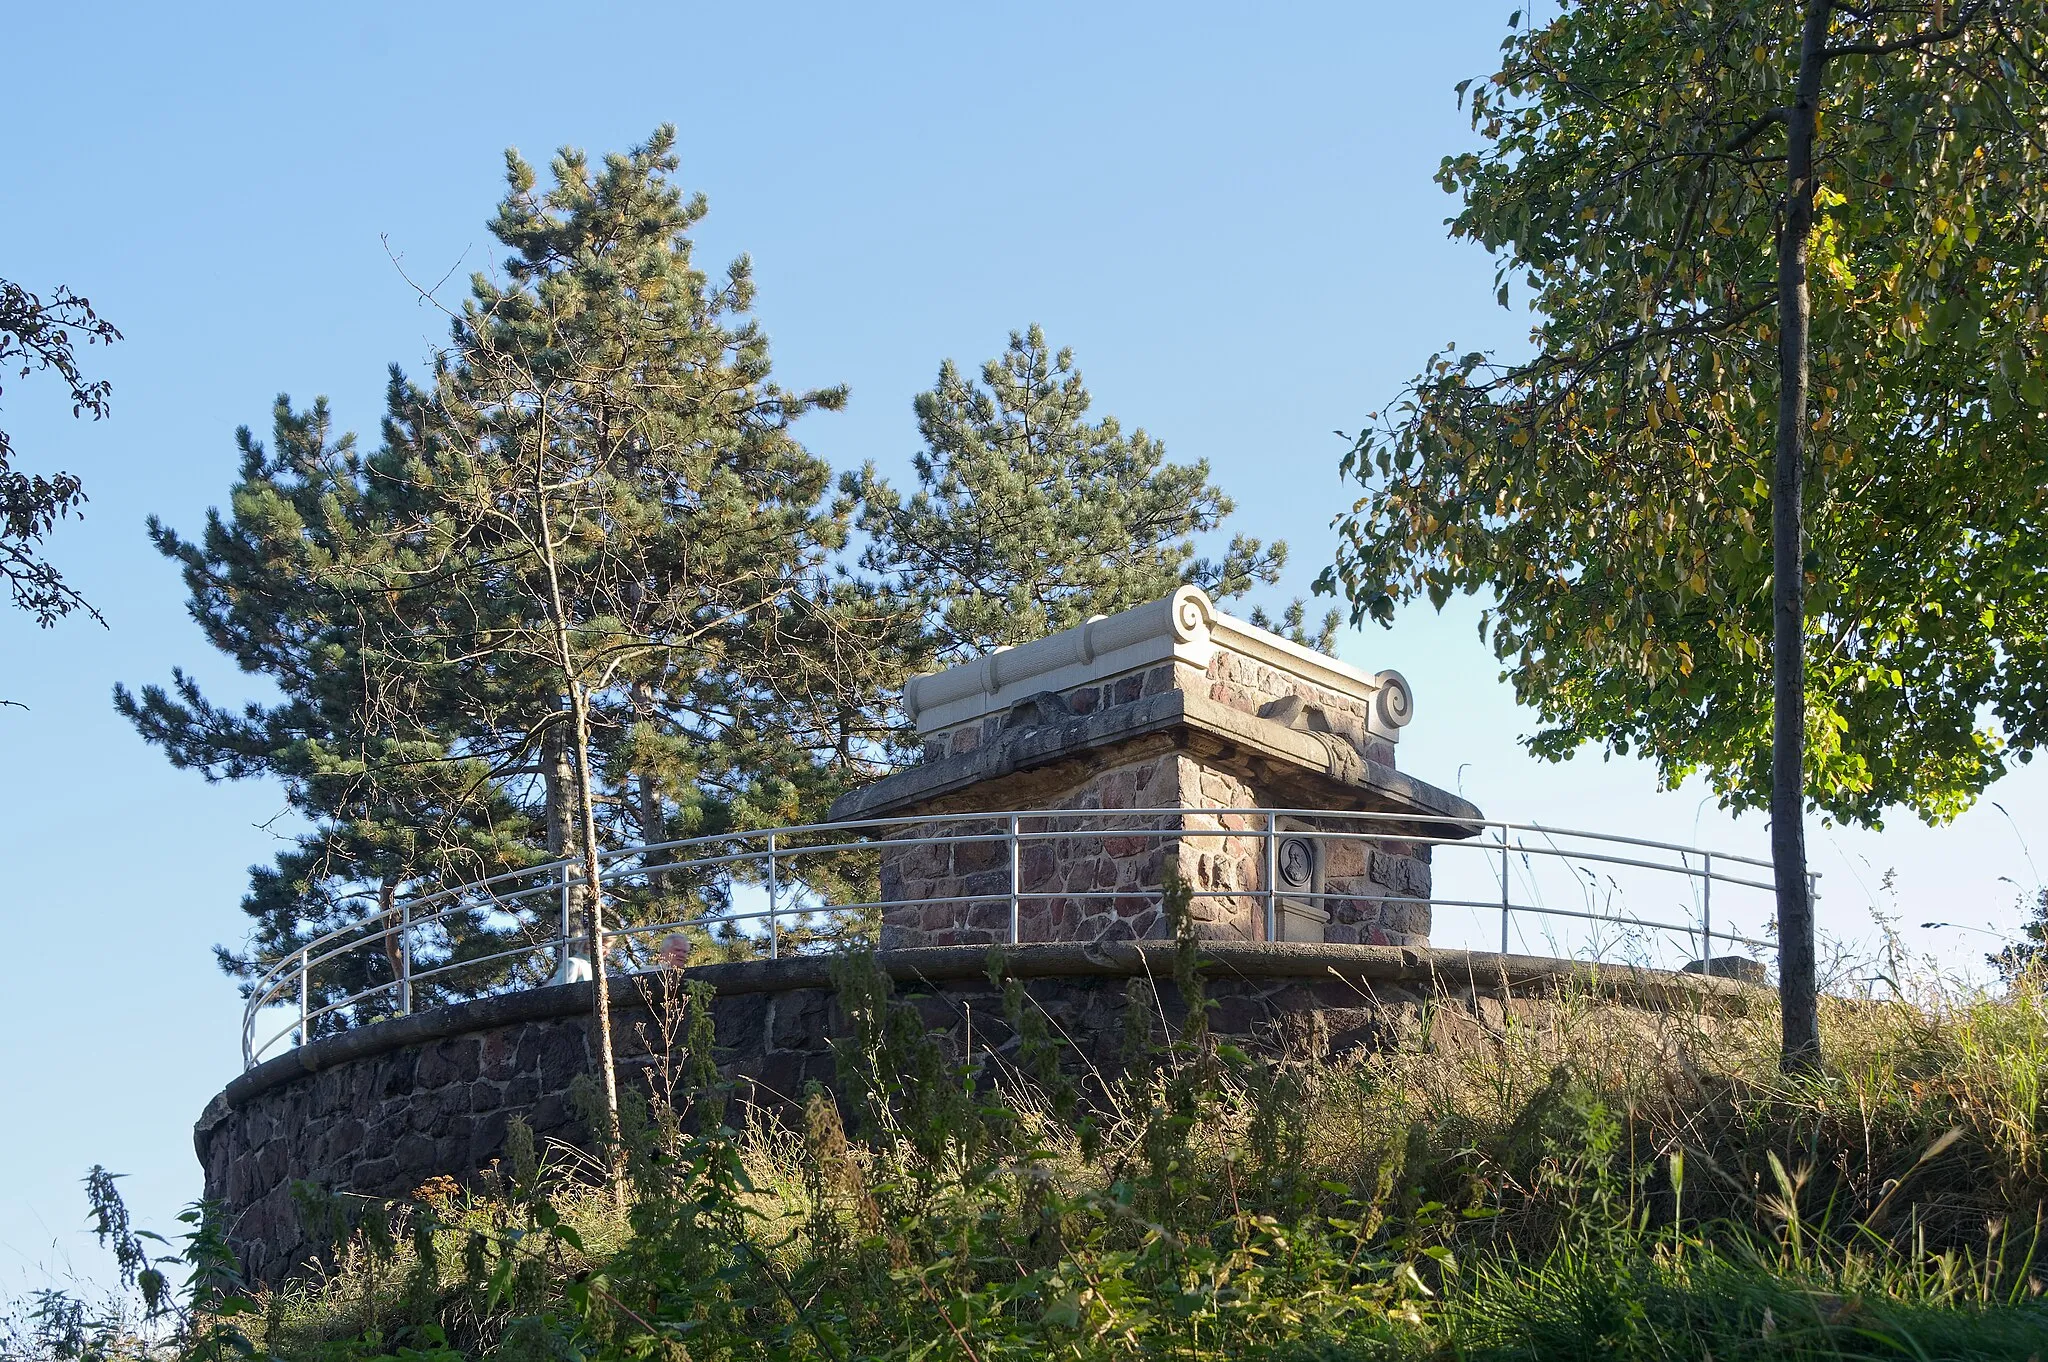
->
902;585;1415;741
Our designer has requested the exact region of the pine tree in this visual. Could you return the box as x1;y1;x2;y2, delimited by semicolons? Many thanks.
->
115;391;542;1023
121;129;902;1067
849;325;1335;660
371;127;890;1148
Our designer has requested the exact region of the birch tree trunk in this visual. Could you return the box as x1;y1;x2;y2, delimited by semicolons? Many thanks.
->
533;433;622;1184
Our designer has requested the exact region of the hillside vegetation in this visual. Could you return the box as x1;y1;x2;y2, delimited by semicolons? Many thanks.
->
20;927;2048;1361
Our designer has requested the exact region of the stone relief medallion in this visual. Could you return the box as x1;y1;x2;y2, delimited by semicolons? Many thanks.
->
1278;836;1316;890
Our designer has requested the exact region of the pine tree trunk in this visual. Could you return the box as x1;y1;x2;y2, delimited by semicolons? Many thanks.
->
633;680;667;889
1771;0;1831;1073
543;722;584;949
377;872;404;1010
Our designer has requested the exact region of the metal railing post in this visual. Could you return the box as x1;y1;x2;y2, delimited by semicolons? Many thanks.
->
559;863;572;955
1701;850;1713;959
399;901;412;1015
1008;814;1021;944
1265;812;1279;942
1499;833;1512;954
298;947;309;1048
766;833;779;960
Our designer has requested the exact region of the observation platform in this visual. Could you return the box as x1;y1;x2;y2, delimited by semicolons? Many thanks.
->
199;588;1783;1283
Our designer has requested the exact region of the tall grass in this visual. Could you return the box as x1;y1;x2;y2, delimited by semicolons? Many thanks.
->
29;913;2048;1360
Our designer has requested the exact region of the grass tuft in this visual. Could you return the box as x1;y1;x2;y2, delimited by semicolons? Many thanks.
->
22;942;2048;1359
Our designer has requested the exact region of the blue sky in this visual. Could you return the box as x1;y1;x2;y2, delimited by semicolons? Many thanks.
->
4;0;2041;1293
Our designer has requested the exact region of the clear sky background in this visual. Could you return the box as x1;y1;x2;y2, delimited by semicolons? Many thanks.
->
4;0;2042;1295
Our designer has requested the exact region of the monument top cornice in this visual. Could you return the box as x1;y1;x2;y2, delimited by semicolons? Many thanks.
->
902;585;1415;741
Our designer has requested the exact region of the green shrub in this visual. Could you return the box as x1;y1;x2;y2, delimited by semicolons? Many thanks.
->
28;924;2048;1359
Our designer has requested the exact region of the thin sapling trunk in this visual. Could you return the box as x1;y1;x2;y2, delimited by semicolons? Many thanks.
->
534;449;624;1183
1771;0;1831;1071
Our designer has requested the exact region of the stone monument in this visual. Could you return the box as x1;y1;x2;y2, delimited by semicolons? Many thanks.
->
827;586;1483;948
198;585;1770;1288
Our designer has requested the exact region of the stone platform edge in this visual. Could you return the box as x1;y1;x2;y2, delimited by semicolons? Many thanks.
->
206;943;1762;1127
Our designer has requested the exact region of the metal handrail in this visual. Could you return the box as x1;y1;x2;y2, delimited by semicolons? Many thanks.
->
238;807;1808;1068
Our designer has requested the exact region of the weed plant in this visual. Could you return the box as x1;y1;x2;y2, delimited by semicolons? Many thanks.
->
26;892;2048;1360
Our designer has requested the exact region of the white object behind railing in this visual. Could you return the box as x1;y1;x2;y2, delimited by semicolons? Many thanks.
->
239;808;1804;1069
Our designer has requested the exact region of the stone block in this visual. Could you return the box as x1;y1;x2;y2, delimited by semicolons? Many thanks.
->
1369;851;1431;898
416;1037;479;1088
500;1072;539;1109
713;992;772;1051
1322;837;1368;880
954;835;1005;873
745;1050;838;1112
478;1028;520;1081
324;1118;365;1161
1683;955;1767;986
528;1091;576;1138
1133;758;1164;794
467;1110;510;1167
1381;898;1432;937
904;991;957;1035
350;1157;399;1195
770;990;833;1054
535;1029;587;1091
1209;993;1267;1035
963;868;1008;900
391;1131;436;1179
431;1134;470;1179
1020;843;1057;887
378;1051;419;1099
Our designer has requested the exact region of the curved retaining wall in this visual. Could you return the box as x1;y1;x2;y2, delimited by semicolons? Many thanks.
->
197;943;1753;1284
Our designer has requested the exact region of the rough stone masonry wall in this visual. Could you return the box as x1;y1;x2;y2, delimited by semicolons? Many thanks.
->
1179;763;1433;948
885;643;1426;951
203;978;847;1287
877;748;1188;948
1317;823;1434;947
201;946;1743;1286
876;745;1439;950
